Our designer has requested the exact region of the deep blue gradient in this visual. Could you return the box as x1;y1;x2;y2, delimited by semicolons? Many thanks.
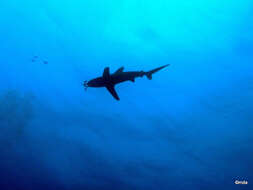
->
0;0;252;189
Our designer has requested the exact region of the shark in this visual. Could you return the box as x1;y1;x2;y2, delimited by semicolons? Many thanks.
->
83;64;170;100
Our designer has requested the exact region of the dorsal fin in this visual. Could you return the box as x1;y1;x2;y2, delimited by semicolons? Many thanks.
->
103;67;110;80
114;67;124;74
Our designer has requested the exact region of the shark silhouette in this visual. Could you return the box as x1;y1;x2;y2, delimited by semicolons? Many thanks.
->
84;64;170;100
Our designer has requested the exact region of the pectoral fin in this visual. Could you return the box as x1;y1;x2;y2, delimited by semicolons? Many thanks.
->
106;85;120;100
103;67;110;80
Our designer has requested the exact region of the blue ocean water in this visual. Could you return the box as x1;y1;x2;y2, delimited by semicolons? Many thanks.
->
0;0;252;189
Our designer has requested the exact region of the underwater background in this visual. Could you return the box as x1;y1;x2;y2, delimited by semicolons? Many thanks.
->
0;0;252;189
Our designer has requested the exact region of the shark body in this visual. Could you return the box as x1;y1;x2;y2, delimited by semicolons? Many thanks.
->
84;64;170;100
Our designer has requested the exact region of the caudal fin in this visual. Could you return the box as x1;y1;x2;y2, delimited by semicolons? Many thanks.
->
145;64;170;80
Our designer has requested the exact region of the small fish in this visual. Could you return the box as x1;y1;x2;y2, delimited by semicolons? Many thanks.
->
43;61;48;64
31;55;38;62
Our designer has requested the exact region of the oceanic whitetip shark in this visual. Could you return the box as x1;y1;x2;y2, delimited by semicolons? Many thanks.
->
84;64;170;100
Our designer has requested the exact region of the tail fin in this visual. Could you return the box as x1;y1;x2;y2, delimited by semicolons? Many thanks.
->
145;64;170;80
